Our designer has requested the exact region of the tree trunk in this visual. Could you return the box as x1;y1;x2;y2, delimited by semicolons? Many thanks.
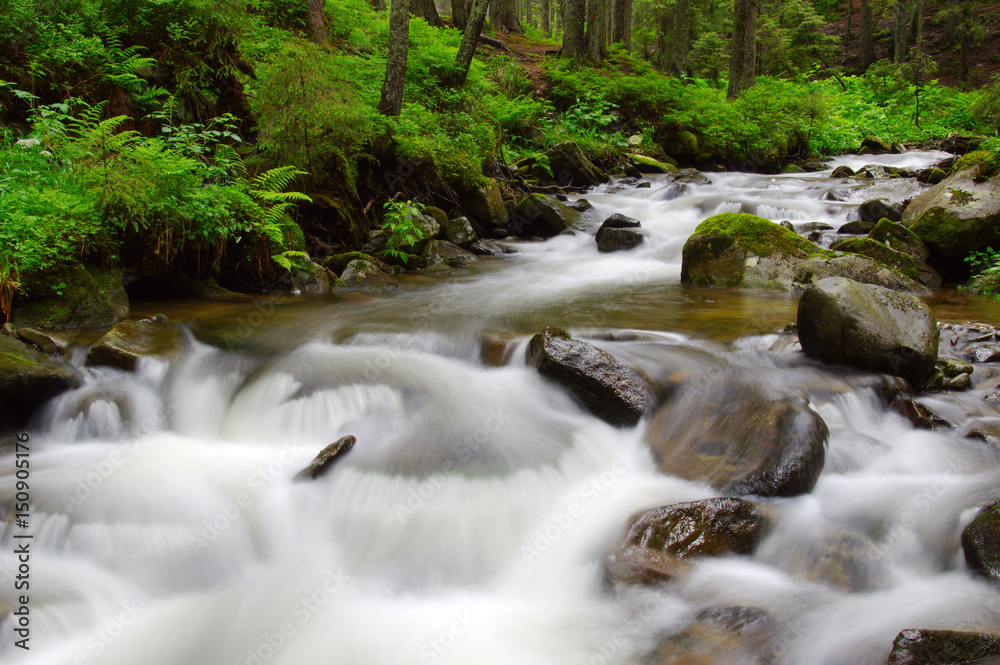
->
670;0;689;76
859;0;875;70
845;0;853;43
727;0;757;99
373;0;387;10
910;0;923;45
958;2;970;84
378;0;411;116
562;0;586;61
455;0;490;85
542;0;550;35
892;0;908;63
526;0;532;27
452;0;468;30
623;0;631;50
413;0;444;25
587;0;607;60
491;0;524;32
306;0;329;44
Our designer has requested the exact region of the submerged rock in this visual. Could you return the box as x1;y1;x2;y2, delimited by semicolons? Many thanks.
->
86;318;184;371
645;381;828;497
889;397;952;430
797;277;939;388
888;629;1000;665
526;327;646;427
831;165;856;178
293;435;356;481
624;498;769;558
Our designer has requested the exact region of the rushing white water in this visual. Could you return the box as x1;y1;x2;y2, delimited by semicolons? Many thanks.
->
5;151;1000;665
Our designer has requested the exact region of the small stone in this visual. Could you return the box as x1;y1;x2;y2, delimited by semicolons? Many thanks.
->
293;435;356;481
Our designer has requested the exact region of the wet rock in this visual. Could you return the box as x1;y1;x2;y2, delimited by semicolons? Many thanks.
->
671;168;711;185
469;239;516;256
962;501;1000;581
806;530;890;592
780;221;795;230
697;607;773;635
859;199;903;224
645;381;828;497
831;165;856;178
868;220;940;287
334;258;400;292
838;220;877;235
798;222;835;231
889;397;952;430
323;252;371;275
924;357;975;392
623;498;769;558
291;259;333;295
918;167;947;185
0;335;77;428
802;159;827;172
636;180;651;188
480;334;514;367
421;206;448;228
966;345;1000;364
464;180;510;238
16;328;66;355
596;213;641;243
631;154;678;174
597;228;644;252
526;327;646;427
86;319;184;371
797;277;939;388
793;254;930;295
569;198;593;212
13;264;129;330
902;160;1000;280
445;217;478;248
422;240;477;268
540;141;610;187
888;629;1000;665
293;435;356;481
860;136;893;154
510;194;582;238
605;544;691;588
829;237;919;281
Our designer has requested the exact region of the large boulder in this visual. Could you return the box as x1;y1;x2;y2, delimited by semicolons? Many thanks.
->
595;213;644;252
888;629;1000;665
333;258;400;292
961;501;1000;581
510;194;583;238
860;136;892;154
13;265;129;330
525;327;646;427
541;141;610;187
445;217;478;248
859;198;903;224
421;240;477;268
463;180;510;239
828;237;919;281
0;334;77;427
86;318;185;371
645;380;828;497
796;277;939;388
681;213;927;293
631;154;678;174
902;159;1000;280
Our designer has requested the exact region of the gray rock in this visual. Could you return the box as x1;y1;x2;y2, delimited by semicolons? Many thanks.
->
293;435;356;481
0;335;77;428
469;239;516;256
510;194;583;238
597;228;644;252
86;319;184;371
838;220;877;235
526;327;646;427
445;217;478;248
334;258;400;292
859;198;903;224
963;501;1000;581
831;165;856;178
595;213;641;243
888;629;1000;665
797;277;939;387
464;180;510;238
541;141;609;187
623;498;769;558
422;240;477;268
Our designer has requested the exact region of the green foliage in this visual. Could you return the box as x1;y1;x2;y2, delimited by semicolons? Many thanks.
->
381;199;425;264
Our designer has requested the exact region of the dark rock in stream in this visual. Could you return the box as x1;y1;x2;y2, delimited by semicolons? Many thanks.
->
334;258;400;292
831;165;856;178
469;239;516;256
645;380;828;497
86;318;185;371
596;213;644;252
526;327;647;427
797;277;939;389
888;629;1000;665
13;264;129;330
293;435;356;481
0;334;77;428
962;501;1000;581
859;198;903;224
444;217;478;248
837;220;877;235
511;194;583;238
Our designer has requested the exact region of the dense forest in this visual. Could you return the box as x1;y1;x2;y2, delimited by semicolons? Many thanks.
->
1;0;999;321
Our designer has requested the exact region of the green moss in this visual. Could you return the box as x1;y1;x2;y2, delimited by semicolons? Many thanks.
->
323;252;372;275
948;188;975;206
953;150;993;174
781;164;806;174
692;213;832;260
830;237;919;280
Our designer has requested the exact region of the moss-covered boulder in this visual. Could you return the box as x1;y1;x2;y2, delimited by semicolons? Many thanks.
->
888;629;1000;665
464;180;510;238
333;258;400;292
86;318;185;371
962;501;1000;581
859;198;902;224
681;213;926;293
832;165;856;178
526;327;647;427
860;135;892;154
0;334;77;428
829;237;919;281
510;194;583;238
14;265;129;330
540;141;609;187
796;277;939;388
646;380;828;497
421;240;477;268
868;219;941;287
445;217;478;248
902;161;1000;280
323;251;372;275
918;167;947;184
631;154;678;174
421;206;448;228
781;163;806;174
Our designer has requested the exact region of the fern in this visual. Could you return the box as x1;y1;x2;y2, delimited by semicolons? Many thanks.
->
248;166;312;271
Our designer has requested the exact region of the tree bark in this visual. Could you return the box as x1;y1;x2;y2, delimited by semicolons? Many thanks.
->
562;0;586;61
958;2;970;84
587;0;607;60
910;0;923;44
378;0;411;116
892;0;908;63
859;0;875;70
670;0;689;76
845;0;853;44
306;0;329;45
452;0;468;30
541;0;550;35
373;0;386;10
623;0;631;50
454;0;490;86
727;0;757;99
413;0;444;25
491;0;523;32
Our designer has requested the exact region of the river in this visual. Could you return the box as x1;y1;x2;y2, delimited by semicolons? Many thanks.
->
5;150;1000;665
